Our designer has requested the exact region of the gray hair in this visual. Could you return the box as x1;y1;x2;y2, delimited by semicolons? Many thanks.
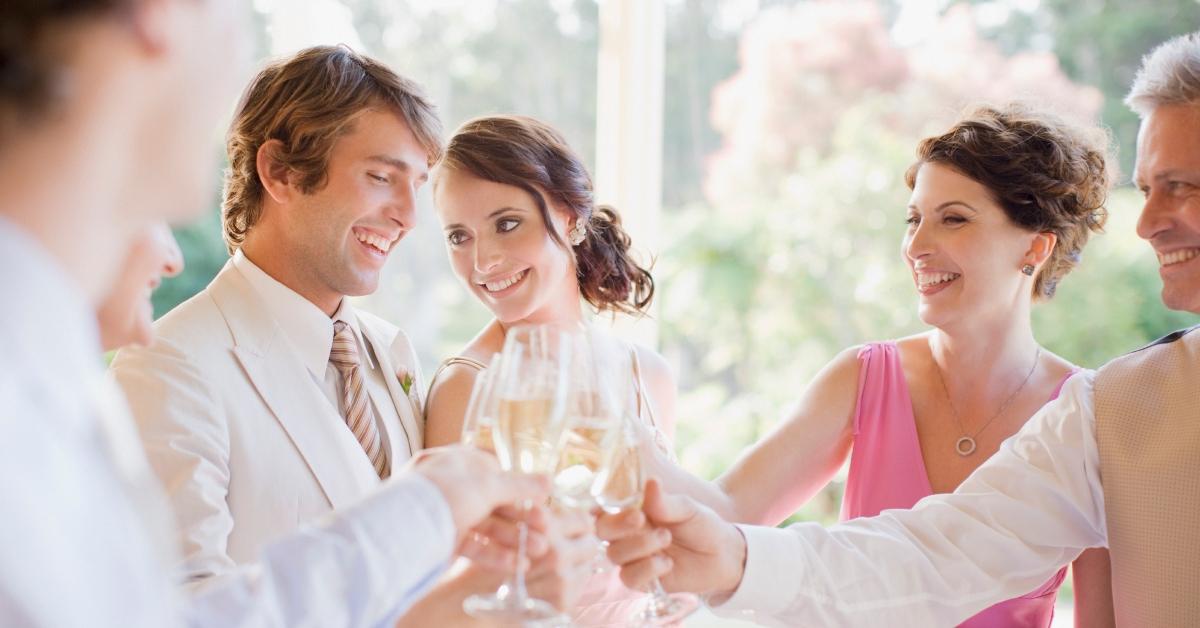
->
1126;32;1200;117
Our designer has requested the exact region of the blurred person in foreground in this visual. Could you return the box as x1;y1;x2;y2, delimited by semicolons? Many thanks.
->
600;31;1200;627
0;2;551;626
97;223;184;351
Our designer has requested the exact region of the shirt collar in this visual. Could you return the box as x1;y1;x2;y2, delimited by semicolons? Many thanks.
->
231;249;375;376
332;297;376;370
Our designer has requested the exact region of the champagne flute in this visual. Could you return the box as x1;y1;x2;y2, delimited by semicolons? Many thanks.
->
554;330;627;509
463;325;574;623
593;409;700;627
553;331;631;579
459;354;501;454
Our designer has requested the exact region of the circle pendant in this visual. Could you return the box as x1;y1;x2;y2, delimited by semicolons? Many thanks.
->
955;436;977;456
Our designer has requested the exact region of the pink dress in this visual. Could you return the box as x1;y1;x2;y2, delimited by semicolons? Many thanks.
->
841;342;1071;627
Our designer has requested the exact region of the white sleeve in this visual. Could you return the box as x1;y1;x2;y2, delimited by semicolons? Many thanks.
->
113;337;457;627
111;337;240;584
3;381;454;628
184;472;455;627
714;371;1108;627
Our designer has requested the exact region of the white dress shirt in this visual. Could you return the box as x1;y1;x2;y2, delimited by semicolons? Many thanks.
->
715;371;1108;627
0;217;454;627
232;250;407;464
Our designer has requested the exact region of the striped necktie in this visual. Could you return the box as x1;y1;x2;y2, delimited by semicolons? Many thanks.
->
329;321;389;479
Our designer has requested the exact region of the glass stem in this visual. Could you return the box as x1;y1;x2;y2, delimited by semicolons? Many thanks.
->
513;519;530;602
507;498;535;604
647;577;675;616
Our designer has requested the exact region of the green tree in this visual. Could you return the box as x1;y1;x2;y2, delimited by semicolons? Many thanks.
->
969;0;1200;176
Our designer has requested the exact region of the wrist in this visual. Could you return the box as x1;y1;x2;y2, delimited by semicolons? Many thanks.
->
713;522;748;600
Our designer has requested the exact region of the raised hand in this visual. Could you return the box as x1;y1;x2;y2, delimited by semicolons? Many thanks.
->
459;504;597;610
409;445;551;536
524;506;597;610
597;479;748;598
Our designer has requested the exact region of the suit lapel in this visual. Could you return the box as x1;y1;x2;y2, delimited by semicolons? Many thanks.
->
208;262;379;509
360;321;424;456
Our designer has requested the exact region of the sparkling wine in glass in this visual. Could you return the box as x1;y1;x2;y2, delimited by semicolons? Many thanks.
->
554;331;629;510
594;410;700;627
495;396;561;473
462;325;573;623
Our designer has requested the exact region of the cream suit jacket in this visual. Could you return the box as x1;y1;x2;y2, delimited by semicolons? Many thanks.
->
110;259;425;587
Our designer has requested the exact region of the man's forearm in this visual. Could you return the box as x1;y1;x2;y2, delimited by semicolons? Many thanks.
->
185;473;455;627
711;375;1107;626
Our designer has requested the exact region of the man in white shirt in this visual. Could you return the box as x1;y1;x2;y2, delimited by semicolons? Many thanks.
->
600;32;1200;627
0;2;552;626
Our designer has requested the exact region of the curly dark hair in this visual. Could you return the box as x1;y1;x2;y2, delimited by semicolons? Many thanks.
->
437;115;654;316
904;104;1111;299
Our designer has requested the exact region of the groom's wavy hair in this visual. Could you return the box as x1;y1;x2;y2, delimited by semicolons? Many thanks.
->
436;115;655;316
0;0;131;139
222;45;442;253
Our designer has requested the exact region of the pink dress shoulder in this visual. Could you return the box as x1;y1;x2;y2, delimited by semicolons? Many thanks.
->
841;341;1072;628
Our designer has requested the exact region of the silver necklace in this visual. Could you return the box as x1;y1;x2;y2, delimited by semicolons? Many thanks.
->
933;346;1041;457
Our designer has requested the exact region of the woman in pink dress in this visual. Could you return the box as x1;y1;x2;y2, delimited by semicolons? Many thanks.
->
424;115;676;626
650;104;1116;627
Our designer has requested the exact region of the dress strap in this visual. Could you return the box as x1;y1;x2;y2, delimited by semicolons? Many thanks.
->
427;356;487;398
442;356;487;371
852;341;903;436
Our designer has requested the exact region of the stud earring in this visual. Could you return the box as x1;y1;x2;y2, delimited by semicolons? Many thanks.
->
1021;264;1035;276
568;221;587;246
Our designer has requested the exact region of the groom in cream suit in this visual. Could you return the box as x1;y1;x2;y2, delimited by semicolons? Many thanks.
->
111;45;442;586
115;46;592;624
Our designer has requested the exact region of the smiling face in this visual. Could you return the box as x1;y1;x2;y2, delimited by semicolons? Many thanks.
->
903;162;1046;329
96;223;183;351
434;168;578;325
1134;103;1200;314
281;107;430;309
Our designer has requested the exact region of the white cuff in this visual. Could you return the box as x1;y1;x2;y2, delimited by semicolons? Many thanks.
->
709;523;807;622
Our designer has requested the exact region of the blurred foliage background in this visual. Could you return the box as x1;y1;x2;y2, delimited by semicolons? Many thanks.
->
157;0;1199;533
